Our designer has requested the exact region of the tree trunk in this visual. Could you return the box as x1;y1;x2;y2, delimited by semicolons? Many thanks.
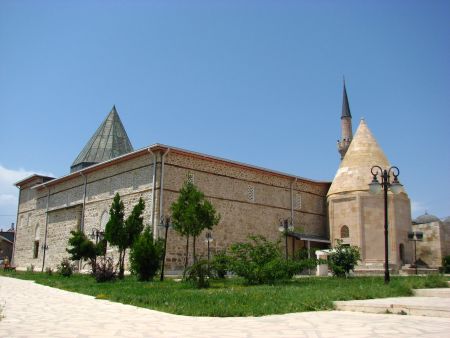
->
193;236;197;263
118;249;124;279
184;235;190;270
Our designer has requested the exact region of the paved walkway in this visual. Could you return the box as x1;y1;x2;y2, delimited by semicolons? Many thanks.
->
1;276;450;338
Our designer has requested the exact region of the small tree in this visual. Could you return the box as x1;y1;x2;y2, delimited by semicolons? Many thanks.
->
67;230;103;273
105;193;146;279
171;181;220;268
328;239;361;277
130;227;164;281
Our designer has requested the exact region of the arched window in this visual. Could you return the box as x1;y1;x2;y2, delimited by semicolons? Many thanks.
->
100;211;109;231
340;225;350;238
33;224;40;258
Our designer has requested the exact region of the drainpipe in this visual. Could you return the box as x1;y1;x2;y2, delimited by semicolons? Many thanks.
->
290;178;298;225
79;172;88;272
80;172;87;232
147;148;157;233
41;185;50;272
159;148;171;229
11;186;22;266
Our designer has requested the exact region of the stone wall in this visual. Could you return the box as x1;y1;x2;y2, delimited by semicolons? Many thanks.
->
14;149;330;273
413;221;444;268
14;154;155;271
159;151;329;271
328;191;413;269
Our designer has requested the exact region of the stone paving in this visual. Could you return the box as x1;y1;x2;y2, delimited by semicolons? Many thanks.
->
1;276;450;338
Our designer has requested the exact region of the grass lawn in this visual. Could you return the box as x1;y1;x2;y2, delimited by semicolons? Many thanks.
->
0;270;447;317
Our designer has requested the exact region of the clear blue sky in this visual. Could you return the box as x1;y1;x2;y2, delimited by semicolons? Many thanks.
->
1;0;449;230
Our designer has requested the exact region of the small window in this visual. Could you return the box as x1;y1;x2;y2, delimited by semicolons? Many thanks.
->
33;224;40;258
187;172;194;184
295;193;302;210
247;185;255;202
33;240;39;258
340;225;350;238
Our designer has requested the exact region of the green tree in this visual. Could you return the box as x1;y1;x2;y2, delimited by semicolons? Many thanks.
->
171;181;220;268
328;239;361;277
130;227;164;281
104;193;145;279
66;230;104;273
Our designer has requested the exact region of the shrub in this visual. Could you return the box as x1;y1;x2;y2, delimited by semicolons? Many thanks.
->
442;255;450;273
328;239;361;277
93;256;116;283
184;259;210;288
57;258;74;277
45;267;53;275
210;250;229;279
129;227;164;281
227;235;301;284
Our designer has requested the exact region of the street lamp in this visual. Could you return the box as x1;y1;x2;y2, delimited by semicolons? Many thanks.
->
369;165;403;284
205;232;214;263
278;218;294;260
408;231;423;275
89;228;105;244
159;215;171;281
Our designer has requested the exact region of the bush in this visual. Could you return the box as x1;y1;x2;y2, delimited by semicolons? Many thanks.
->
129;227;164;281
45;267;53;275
227;235;301;284
57;258;74;277
210;250;229;279
442;255;450;273
328;239;361;277
92;256;116;282
184;259;210;288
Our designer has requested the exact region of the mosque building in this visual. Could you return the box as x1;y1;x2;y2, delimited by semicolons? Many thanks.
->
12;85;447;273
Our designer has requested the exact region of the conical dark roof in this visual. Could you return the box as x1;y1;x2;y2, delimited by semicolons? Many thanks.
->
341;83;352;119
70;106;133;173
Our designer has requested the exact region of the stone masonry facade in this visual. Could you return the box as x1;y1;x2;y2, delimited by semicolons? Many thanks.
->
14;146;330;272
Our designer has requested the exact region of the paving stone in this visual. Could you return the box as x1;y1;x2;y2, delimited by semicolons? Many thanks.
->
1;277;450;338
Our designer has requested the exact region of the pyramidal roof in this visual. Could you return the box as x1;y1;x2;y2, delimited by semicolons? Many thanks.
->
70;106;133;173
328;119;390;196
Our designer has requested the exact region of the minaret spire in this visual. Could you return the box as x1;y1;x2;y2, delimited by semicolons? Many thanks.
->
337;80;353;160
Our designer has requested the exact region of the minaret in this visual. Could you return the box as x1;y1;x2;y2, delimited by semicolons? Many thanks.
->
337;81;353;160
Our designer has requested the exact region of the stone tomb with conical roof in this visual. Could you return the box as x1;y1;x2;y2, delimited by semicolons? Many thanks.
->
70;106;134;173
328;119;413;272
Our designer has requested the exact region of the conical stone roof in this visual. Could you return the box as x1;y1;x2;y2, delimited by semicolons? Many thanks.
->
70;106;133;173
328;119;390;196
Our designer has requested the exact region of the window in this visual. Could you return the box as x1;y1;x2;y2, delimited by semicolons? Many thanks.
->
295;193;302;209
399;243;405;262
33;241;39;259
247;185;255;202
187;172;194;184
33;224;40;258
340;225;350;238
100;211;109;231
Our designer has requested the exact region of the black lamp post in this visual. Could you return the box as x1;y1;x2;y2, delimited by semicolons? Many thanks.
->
205;232;214;263
278;218;294;260
408;231;423;275
369;165;403;284
89;228;105;269
89;228;105;244
159;215;171;281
